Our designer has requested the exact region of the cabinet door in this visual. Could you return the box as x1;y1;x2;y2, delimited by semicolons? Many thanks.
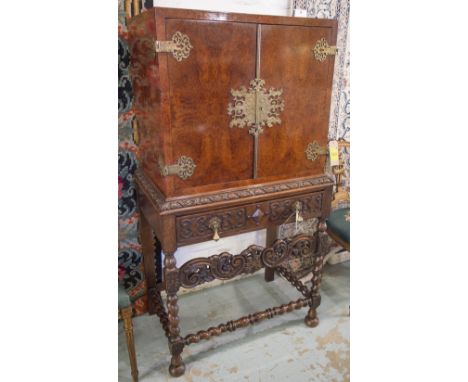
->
165;19;257;193
257;24;337;179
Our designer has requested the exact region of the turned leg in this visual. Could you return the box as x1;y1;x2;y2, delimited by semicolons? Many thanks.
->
121;306;139;382
305;219;327;328
264;225;277;282
164;251;185;377
305;307;319;328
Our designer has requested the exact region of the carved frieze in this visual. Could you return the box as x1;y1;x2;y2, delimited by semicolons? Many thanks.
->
178;234;317;289
179;245;263;288
135;168;333;212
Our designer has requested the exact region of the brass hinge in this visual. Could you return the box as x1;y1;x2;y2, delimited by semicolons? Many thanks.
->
305;141;328;161
155;31;193;62
131;118;139;145
313;38;338;62
158;155;196;180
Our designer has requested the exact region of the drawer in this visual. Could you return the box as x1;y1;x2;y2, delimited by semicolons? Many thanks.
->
267;192;324;224
176;191;324;245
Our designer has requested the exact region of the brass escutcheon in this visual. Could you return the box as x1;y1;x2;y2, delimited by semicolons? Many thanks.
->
227;78;284;137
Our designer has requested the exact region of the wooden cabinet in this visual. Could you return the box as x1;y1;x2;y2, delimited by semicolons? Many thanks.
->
127;7;337;378
128;7;337;198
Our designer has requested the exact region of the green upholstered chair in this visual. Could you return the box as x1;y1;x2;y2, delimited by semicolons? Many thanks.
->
326;140;350;255
119;281;138;382
327;207;350;251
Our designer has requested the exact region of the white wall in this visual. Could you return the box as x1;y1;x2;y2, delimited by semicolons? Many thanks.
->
154;0;291;16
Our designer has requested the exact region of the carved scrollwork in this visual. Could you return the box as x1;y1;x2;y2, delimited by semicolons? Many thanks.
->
239;246;264;274
179;259;214;289
179;245;263;288
261;240;289;268
289;235;315;258
178;235;317;288
211;252;246;280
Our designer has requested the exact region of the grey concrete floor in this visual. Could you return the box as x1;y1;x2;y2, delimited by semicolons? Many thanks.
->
118;262;349;382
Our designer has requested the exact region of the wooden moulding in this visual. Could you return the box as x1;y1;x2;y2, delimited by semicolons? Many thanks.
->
135;168;334;215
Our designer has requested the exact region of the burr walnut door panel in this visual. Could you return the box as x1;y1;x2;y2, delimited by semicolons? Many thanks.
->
257;24;337;179
165;19;257;194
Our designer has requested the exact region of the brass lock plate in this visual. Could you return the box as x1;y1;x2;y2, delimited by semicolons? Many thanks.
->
227;78;284;137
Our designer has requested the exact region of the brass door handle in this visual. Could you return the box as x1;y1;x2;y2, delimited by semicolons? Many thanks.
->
293;201;304;223
208;217;221;241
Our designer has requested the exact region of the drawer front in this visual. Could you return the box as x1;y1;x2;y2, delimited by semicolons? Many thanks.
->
267;192;324;224
176;191;324;245
176;206;249;245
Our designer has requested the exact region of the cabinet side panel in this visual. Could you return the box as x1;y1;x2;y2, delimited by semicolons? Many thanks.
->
165;19;257;195
257;23;337;179
128;11;168;195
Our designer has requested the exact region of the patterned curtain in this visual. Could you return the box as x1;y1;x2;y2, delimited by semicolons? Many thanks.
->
118;0;152;315
304;0;350;193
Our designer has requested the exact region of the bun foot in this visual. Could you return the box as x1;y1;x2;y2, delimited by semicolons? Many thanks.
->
169;363;185;378
305;308;319;328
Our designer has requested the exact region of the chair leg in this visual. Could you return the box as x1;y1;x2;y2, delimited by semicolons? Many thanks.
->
121;306;138;382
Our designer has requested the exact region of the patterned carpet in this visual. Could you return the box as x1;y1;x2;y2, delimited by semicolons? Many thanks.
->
118;261;349;381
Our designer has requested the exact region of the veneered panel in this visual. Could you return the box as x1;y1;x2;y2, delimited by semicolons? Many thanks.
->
166;19;257;195
257;24;336;178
